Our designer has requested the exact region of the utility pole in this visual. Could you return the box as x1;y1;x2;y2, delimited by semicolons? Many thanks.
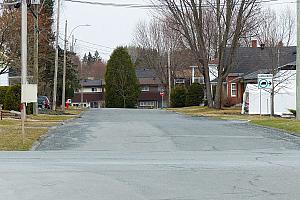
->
297;0;300;120
33;4;39;115
62;20;67;112
21;0;28;143
168;49;171;107
80;61;83;107
53;0;60;111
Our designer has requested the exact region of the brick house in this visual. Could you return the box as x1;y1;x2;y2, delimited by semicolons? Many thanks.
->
136;68;167;108
219;44;296;106
72;79;105;108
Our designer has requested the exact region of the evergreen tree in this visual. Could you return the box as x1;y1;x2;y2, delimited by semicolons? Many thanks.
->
185;83;204;106
87;52;93;65
105;47;140;108
171;86;186;108
94;50;101;61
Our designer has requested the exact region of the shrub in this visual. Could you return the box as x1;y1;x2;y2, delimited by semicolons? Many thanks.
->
171;86;187;108
4;85;21;111
185;83;204;106
289;109;296;117
0;86;8;106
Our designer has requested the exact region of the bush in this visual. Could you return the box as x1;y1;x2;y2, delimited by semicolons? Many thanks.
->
4;85;21;111
185;83;204;106
289;109;296;117
171;86;187;108
0;86;8;106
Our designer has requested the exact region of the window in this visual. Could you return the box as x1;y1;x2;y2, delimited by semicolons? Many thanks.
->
92;88;97;92
175;79;185;84
140;101;155;107
194;77;204;84
231;83;237;97
141;86;150;92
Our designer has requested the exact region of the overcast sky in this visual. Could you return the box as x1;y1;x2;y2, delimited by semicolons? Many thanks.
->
59;0;297;60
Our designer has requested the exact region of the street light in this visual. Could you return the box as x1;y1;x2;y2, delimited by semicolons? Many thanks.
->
62;21;91;112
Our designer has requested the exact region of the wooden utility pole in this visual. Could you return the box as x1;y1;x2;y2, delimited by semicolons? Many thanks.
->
62;20;67;112
168;49;171;107
53;0;60;110
33;4;39;115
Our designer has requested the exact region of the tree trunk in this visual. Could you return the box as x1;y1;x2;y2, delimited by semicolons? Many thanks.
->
203;62;213;108
123;98;126;108
214;78;223;109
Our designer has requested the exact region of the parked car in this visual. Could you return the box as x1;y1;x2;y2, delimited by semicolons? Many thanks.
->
38;96;50;109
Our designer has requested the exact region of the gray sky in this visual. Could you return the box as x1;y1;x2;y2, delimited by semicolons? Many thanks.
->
59;0;296;60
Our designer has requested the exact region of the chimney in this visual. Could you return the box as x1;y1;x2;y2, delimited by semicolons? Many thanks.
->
251;40;257;48
278;41;284;47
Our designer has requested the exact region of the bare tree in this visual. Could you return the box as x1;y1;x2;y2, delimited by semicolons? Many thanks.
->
255;7;296;116
133;18;184;90
153;0;259;108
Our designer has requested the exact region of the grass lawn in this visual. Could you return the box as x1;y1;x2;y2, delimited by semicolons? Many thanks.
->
0;109;84;151
168;106;300;135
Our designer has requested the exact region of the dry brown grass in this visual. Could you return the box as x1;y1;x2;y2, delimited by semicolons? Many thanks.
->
0;108;83;151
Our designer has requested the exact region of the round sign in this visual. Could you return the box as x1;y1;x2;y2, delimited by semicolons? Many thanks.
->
259;79;268;88
160;92;165;97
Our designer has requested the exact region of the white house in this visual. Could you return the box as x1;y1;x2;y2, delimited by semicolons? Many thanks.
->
0;70;9;86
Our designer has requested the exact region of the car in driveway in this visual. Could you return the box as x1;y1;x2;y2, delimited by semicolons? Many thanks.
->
38;96;51;109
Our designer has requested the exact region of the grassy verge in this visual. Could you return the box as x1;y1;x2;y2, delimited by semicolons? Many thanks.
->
167;106;300;135
0;109;84;151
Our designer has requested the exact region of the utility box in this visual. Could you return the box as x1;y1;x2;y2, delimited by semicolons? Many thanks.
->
21;84;37;103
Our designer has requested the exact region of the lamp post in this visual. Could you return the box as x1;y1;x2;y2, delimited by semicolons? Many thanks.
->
61;22;91;112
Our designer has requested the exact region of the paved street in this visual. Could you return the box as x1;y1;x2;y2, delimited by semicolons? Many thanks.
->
1;109;300;200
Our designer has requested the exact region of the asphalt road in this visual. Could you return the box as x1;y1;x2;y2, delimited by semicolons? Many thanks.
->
1;109;300;200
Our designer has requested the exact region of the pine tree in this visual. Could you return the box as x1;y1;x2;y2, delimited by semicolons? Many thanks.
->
105;47;140;108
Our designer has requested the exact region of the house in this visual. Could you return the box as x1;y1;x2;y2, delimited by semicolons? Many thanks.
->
174;67;204;86
71;79;105;108
0;72;8;86
136;68;167;108
218;44;296;106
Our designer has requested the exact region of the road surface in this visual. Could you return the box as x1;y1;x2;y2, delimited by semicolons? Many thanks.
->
1;109;300;200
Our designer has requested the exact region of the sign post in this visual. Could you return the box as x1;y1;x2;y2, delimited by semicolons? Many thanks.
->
21;84;38;144
160;91;165;109
258;74;273;115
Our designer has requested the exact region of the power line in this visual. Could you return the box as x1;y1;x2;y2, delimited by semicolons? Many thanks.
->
75;38;114;49
63;0;296;8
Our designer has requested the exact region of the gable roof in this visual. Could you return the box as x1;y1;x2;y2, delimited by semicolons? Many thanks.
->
136;68;157;78
228;46;296;74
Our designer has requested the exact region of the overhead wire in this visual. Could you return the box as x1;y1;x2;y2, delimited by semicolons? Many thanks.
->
63;0;297;9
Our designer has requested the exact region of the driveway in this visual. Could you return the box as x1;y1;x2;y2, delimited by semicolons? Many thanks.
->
1;109;300;200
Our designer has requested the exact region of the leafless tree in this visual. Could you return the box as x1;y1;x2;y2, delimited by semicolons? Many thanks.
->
153;0;259;108
255;6;296;116
133;18;185;89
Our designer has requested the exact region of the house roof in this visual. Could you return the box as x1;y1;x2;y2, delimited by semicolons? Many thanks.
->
279;61;296;70
136;68;157;78
228;46;296;74
243;68;273;81
139;78;161;85
136;68;162;85
81;79;104;87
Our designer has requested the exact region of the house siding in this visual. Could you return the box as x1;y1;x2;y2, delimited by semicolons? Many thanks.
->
227;76;244;105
